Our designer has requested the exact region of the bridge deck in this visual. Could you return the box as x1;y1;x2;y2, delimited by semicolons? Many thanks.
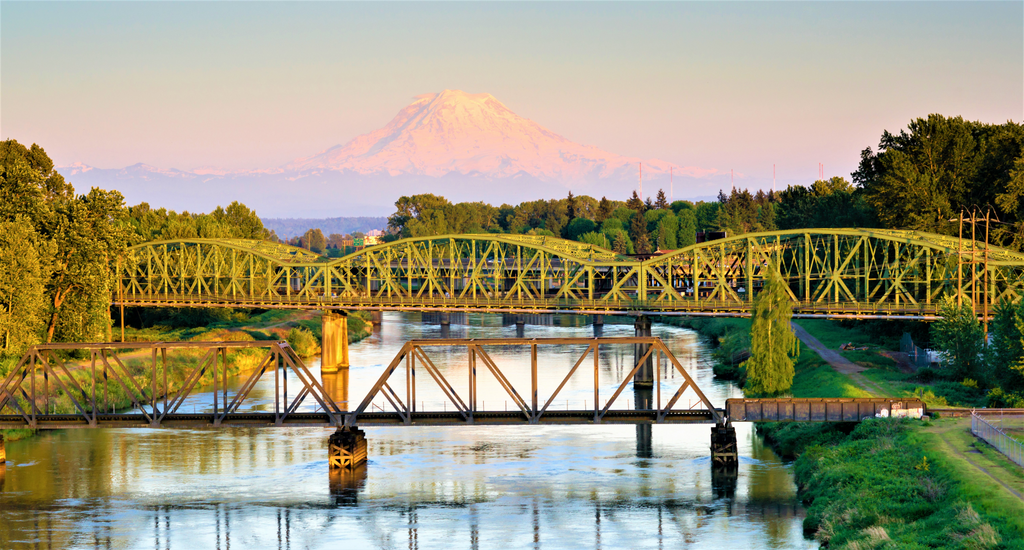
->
0;410;719;429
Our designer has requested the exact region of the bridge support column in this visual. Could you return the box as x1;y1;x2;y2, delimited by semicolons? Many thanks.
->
592;314;604;326
329;427;367;470
321;312;349;374
0;434;5;464
439;311;451;325
634;316;653;387
711;424;738;467
370;310;383;326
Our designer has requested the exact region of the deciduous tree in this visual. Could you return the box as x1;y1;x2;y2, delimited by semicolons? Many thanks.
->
743;266;796;395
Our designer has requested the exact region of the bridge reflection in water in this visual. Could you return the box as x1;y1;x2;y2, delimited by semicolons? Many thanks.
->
0;424;811;550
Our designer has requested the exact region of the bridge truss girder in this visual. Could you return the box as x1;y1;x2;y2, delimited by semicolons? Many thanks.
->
116;230;1024;318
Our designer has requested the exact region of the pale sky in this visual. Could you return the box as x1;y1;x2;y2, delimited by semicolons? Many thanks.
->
2;1;1022;196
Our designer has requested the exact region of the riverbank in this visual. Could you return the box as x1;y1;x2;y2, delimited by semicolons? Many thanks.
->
672;315;1023;547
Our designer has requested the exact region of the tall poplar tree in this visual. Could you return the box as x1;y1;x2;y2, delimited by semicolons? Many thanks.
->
743;265;796;395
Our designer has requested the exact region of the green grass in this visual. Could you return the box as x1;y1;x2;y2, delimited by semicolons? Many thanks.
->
790;341;872;399
789;418;1022;549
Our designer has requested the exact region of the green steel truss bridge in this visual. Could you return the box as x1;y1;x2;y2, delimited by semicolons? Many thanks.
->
115;229;1024;319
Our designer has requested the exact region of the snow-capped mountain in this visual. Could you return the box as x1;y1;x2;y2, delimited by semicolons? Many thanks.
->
284;89;677;182
58;90;709;216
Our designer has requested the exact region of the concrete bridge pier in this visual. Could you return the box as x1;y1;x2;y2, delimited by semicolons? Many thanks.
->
0;433;5;464
370;310;383;327
633;316;654;387
711;424;738;467
328;427;368;470
321;312;349;374
515;316;526;338
592;314;604;337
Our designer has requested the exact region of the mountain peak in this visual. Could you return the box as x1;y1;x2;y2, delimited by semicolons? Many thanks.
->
284;90;676;184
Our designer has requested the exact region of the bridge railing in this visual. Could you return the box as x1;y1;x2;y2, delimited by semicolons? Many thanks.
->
971;412;1024;468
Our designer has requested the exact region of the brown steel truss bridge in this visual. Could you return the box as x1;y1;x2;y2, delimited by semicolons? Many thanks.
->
115;229;1024;320
0;338;925;471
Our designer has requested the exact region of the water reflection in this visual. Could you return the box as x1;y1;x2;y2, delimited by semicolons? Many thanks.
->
0;313;816;549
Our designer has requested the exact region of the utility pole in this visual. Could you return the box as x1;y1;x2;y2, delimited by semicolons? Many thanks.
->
984;208;991;339
958;210;963;307
971;208;977;311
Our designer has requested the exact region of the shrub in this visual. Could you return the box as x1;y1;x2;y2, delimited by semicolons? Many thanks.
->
287;327;321;357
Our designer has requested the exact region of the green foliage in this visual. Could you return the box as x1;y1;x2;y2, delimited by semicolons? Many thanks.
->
932;296;985;381
577;231;610;249
776;177;875;230
676;208;697;248
300;227;326;253
286;327;321;357
715;188;778;235
0;218;51;355
742;266;796;395
0;140;138;347
128;200;270;241
856;115;1024;248
386;193;623;239
789;419;1019;549
565;217;598;241
628;206;651;254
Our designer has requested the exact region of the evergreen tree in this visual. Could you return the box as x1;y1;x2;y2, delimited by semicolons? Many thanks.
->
566;191;578;220
612;232;629;254
626;191;644;211
655;189;669;210
630;211;652;254
596;196;613;223
743;266;796;395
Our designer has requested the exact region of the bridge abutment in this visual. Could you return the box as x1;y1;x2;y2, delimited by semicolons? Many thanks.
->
633;316;653;387
329;427;368;470
321;312;349;374
710;425;738;467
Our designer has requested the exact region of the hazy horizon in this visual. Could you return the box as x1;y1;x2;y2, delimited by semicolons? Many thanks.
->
2;1;1021;215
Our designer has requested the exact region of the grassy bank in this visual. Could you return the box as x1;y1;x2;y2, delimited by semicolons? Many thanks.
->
760;418;1023;549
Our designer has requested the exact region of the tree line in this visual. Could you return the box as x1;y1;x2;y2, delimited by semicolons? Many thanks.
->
0;140;273;361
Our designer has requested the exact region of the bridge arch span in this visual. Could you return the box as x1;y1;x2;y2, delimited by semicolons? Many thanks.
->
117;229;1024;318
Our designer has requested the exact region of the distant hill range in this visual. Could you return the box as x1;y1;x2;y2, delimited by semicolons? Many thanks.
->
58;89;714;217
261;217;388;240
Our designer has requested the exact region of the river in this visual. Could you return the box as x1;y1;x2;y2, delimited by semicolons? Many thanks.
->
0;313;817;549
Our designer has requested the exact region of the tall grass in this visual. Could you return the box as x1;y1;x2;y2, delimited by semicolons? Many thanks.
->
789;419;1020;549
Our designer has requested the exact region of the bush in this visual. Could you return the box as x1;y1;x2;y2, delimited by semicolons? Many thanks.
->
287;327;321;357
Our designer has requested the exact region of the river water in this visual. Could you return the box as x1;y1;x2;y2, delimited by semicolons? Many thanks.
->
0;313;817;549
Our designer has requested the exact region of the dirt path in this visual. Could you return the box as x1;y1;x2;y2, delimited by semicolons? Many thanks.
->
790;322;888;396
925;421;1024;502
